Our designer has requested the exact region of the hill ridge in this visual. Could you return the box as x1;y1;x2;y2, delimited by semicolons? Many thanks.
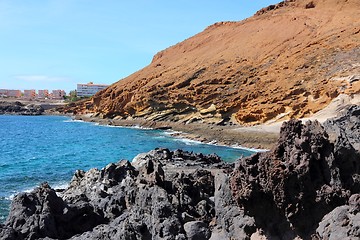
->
60;0;360;126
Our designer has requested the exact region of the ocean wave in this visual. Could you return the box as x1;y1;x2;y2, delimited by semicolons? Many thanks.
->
4;182;69;201
196;140;266;152
225;144;267;152
153;136;166;139
173;138;202;145
128;125;153;130
2;195;13;201
98;124;125;128
4;188;33;201
167;134;265;152
63;119;85;123
91;122;153;130
159;130;264;152
5;194;15;201
53;182;69;190
162;130;183;136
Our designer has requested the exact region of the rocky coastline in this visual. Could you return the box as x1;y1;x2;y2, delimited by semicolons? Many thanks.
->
0;101;44;116
1;105;359;239
70;114;279;150
56;93;360;151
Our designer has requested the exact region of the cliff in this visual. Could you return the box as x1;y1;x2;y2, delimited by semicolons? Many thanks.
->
1;105;359;239
59;0;360;125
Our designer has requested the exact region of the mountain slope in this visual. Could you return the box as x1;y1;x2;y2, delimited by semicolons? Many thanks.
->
62;0;360;125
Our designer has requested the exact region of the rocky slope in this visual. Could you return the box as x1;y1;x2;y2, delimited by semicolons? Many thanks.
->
59;0;360;125
1;105;359;239
0;101;44;115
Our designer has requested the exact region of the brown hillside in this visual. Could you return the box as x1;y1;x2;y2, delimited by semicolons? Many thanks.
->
62;0;360;125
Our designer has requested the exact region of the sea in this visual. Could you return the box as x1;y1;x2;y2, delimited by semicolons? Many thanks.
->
0;115;255;222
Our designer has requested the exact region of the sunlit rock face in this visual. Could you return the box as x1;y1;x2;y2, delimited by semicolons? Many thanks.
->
60;0;360;126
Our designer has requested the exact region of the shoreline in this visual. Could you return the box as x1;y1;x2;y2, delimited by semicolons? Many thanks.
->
2;106;359;240
46;94;360;150
72;114;280;150
161;129;268;153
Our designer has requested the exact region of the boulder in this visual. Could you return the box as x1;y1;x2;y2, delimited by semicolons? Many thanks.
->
5;182;104;239
184;221;211;240
316;194;360;239
323;105;360;193
230;117;358;238
211;172;256;239
0;225;17;240
2;149;229;239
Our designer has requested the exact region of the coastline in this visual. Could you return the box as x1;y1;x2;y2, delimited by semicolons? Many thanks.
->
49;94;360;150
3;105;359;240
71;114;279;150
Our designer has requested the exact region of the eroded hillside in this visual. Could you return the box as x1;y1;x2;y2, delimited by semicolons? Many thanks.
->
60;0;360;125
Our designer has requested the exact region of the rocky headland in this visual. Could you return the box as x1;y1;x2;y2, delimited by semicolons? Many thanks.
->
53;0;360;149
1;105;359;239
0;101;44;116
57;0;360;126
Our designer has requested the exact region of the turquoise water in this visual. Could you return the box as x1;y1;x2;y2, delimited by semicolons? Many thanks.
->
0;115;255;222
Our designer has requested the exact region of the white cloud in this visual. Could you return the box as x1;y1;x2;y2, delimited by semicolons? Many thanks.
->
14;75;70;83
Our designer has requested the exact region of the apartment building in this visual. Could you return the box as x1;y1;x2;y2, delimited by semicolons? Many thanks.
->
52;90;66;99
38;90;50;99
77;82;109;97
0;89;67;99
24;90;36;99
0;89;22;98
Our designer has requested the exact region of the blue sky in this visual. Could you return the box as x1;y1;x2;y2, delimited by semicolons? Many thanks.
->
0;0;279;93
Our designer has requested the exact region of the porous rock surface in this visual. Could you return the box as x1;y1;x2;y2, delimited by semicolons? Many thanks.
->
1;106;360;239
1;149;238;240
230;105;360;239
316;194;360;239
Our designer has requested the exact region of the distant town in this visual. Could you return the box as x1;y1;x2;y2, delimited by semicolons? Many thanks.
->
0;82;109;100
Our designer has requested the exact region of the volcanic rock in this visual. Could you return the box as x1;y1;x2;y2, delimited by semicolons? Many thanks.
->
4;182;105;239
230;107;360;239
183;221;211;240
59;0;360;125
210;172;256;239
0;101;44;115
316;194;360;239
1;149;233;240
1;107;360;239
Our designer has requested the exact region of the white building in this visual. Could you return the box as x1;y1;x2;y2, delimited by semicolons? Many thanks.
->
77;82;109;97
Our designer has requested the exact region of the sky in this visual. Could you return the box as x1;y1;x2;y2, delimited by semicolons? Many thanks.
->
0;0;279;93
